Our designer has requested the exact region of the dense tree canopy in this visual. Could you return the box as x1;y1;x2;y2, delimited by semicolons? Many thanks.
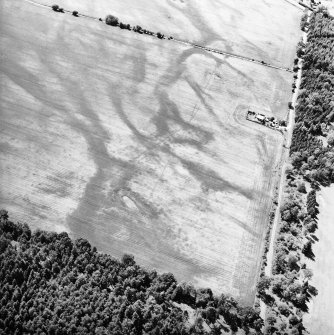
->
259;8;334;333
291;8;334;186
0;210;262;334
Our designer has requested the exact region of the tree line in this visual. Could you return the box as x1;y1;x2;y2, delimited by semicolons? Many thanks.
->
51;6;173;40
291;7;334;186
0;210;263;334
105;14;170;40
257;7;334;335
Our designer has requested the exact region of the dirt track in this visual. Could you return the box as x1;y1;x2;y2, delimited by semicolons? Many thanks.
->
260;14;308;319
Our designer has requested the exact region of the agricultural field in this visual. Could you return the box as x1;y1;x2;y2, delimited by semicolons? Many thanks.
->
0;0;301;304
303;186;334;335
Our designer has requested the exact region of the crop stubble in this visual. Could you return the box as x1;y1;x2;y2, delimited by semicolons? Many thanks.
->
0;0;301;303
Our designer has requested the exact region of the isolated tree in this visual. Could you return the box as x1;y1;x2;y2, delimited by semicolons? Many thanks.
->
287;254;298;270
302;240;314;259
122;254;135;266
133;25;142;32
72;11;79;17
263;325;277;335
257;276;271;294
105;15;119;26
308;284;318;297
51;5;59;11
267;313;276;326
289;315;300;326
297;182;307;193
278;303;290;317
205;306;217;324
278;320;287;332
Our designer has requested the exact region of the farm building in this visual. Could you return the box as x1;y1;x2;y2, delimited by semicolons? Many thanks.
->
256;114;266;122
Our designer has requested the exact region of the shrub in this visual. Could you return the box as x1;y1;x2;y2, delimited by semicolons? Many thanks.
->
289;315;300;326
278;320;287;331
133;25;142;32
263;325;278;335
105;14;119;26
267;314;277;326
278;303;290;317
300;13;309;31
297;182;307;193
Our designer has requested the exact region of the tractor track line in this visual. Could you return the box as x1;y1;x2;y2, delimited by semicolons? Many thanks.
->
22;0;293;73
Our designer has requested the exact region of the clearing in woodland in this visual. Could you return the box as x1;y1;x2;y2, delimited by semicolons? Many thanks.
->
0;0;301;304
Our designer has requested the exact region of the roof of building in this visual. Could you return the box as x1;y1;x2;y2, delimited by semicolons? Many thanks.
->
256;114;265;120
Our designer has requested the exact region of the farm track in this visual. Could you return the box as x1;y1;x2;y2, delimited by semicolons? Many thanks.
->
232;105;283;303
259;11;309;322
172;39;293;73
22;0;293;73
282;0;304;10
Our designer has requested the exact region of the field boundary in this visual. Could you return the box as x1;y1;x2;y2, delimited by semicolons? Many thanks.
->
258;10;309;323
23;0;293;73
